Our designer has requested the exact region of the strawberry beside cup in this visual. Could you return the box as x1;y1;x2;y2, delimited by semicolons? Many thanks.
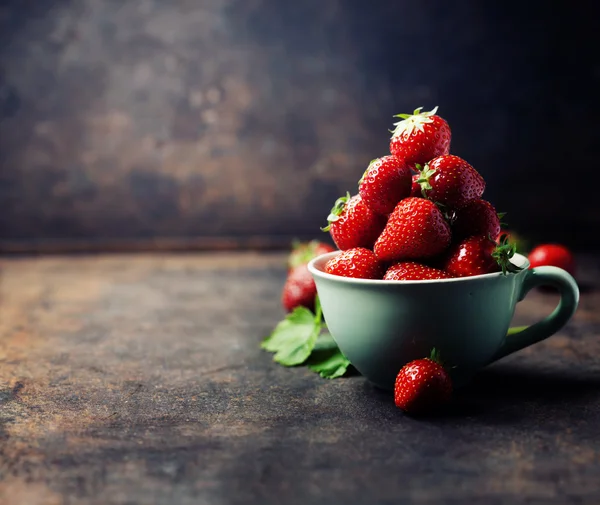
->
394;349;453;416
282;240;336;312
528;244;576;277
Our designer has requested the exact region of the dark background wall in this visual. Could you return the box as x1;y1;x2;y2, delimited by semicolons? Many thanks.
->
1;0;599;252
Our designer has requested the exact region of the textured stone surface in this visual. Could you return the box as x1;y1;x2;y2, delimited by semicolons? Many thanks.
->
0;252;599;504
1;0;599;251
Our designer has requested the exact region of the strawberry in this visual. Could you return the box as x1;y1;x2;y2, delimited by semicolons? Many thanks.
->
281;264;317;312
394;349;452;415
416;155;485;209
374;198;451;262
443;234;520;277
528;244;576;277
410;174;423;197
325;248;383;279
389;106;451;169
358;155;412;215
322;193;386;251
452;199;501;241
384;261;450;281
288;240;336;270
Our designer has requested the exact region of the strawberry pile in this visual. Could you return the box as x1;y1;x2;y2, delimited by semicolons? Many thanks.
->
323;106;520;280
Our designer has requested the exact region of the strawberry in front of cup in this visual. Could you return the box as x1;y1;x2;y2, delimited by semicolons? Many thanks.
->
394;349;453;416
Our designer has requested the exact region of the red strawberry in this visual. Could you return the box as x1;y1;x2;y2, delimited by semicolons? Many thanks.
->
452;199;501;240
394;349;452;415
288;240;336;270
410;174;423;197
325;248;383;279
358;155;412;215
417;155;485;209
528;244;576;277
322;193;386;251
443;234;520;277
389;106;451;169
374;198;451;262
384;262;451;281
281;264;316;312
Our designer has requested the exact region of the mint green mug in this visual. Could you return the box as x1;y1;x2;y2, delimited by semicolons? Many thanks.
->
308;252;579;390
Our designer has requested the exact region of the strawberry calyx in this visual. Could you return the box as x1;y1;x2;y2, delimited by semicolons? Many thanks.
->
289;240;323;268
391;106;439;139
428;347;444;366
358;159;378;186
415;163;437;195
491;233;522;275
416;164;456;222
497;211;508;228
321;192;351;232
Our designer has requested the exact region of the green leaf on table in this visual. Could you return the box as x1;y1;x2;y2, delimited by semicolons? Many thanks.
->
307;333;352;379
261;306;321;366
507;325;528;336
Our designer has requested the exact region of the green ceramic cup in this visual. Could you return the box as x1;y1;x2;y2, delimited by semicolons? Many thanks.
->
308;252;579;390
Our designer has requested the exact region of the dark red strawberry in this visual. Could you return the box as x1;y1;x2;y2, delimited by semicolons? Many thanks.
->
394;349;452;415
288;240;336;270
359;156;412;215
452;199;501;240
410;174;423;197
389;106;451;169
384;262;451;281
281;264;316;312
417;155;485;209
325;248;383;279
322;193;386;251
443;234;520;277
374;198;451;262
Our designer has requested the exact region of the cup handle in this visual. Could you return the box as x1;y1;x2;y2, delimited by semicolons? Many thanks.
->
490;266;580;363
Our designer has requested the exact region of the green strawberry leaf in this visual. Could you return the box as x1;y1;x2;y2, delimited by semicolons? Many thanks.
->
307;333;352;379
261;304;322;366
507;325;528;335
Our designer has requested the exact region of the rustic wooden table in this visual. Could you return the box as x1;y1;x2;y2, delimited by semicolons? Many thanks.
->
0;252;599;505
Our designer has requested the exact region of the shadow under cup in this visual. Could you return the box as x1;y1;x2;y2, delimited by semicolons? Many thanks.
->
308;252;579;390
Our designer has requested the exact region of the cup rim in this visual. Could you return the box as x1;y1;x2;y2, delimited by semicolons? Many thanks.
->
308;251;530;285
